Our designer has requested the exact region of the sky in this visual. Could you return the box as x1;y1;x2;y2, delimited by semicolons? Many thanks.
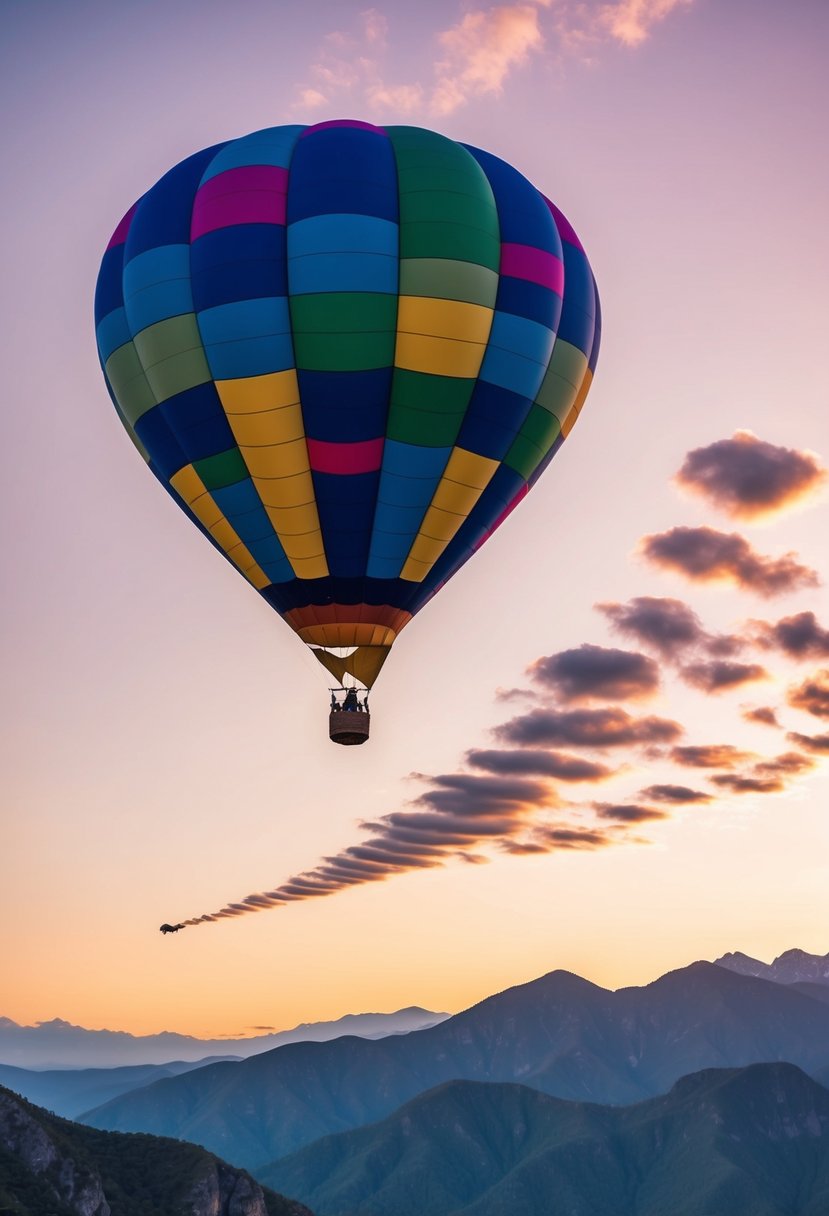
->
2;0;829;1039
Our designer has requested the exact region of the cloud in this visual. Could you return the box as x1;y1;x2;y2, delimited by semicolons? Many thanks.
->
679;660;768;694
639;784;713;804
675;431;826;520
528;644;660;702
432;3;547;114
297;88;328;108
366;82;424;111
670;744;755;769
249;1025;276;1032
742;706;781;728
495;706;683;749
710;750;816;795
596;0;693;47
787;670;829;719
751;612;829;660
593;801;668;822
466;748;614;781
752;751;815;779
711;773;785;795
598;595;742;662
640;526;819;597
787;730;829;754
502;823;620;853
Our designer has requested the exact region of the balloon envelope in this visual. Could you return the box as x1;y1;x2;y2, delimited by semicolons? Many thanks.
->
95;120;600;688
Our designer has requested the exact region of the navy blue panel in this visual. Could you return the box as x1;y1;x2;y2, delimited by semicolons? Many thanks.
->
588;285;602;372
260;574;424;615
125;145;227;259
497;276;561;328
160;383;237;462
464;145;562;255
298;369;392;442
426;465;526;594
556;303;594;356
190;224;287;310
455;382;532;461
314;471;379;578
287;129;398;223
95;246;125;324
135;408;188;480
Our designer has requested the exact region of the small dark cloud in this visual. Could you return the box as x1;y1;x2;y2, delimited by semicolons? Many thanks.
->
466;748;614;782
640;526;818;598
680;660;768;693
711;773;785;794
639;784;714;804
249;1026;276;1031
751;612;829;660
787;730;829;753
503;824;621;853
495;706;683;750
412;772;555;816
593;802;668;823
675;431;826;520
753;751;815;778
597;595;739;660
528;644;660;702
787;670;829;719
742;706;781;728
671;744;755;769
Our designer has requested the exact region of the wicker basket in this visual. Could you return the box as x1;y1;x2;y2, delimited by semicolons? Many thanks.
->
329;710;371;746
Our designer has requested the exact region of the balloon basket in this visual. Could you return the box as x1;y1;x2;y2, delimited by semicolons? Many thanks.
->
329;710;371;746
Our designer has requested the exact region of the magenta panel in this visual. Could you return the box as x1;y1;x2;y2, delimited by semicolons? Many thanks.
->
307;437;385;475
191;166;289;239
500;243;564;294
544;198;584;252
106;203;138;250
302;119;387;137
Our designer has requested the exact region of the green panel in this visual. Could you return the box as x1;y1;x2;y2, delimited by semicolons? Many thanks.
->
386;369;472;446
504;406;561;480
399;221;501;270
292;330;395;371
396;165;489;197
399;259;498;306
194;447;248;490
290;292;397;372
536;339;588;412
387;404;466;447
133;314;211;403
105;342;157;425
402;190;497;229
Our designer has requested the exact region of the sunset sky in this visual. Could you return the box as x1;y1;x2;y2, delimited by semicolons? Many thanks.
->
3;0;829;1039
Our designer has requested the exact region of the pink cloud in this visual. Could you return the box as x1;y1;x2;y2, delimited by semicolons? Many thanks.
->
597;0;694;47
432;4;547;115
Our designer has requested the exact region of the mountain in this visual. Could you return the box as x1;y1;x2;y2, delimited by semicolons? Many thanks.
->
0;1059;238;1120
715;948;829;986
82;962;829;1170
0;1085;312;1216
0;1007;447;1069
260;1064;829;1216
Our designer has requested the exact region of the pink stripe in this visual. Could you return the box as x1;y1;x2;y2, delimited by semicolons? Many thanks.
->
543;197;584;252
307;437;384;475
191;171;288;240
475;485;529;550
106;203;138;250
302;119;386;137
500;243;564;295
197;165;289;202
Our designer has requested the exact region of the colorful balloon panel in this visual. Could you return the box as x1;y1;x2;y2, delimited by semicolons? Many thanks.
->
95;121;600;684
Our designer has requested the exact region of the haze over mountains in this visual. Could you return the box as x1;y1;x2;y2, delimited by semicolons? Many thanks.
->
0;1006;447;1070
261;1064;829;1216
82;960;829;1170
715;947;829;986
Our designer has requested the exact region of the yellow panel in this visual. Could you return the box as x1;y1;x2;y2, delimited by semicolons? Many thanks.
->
280;531;327;561
561;368;593;438
245;565;271;591
228;402;305;447
431;479;481;517
216;370;300;414
188;493;224;530
399;554;432;582
300;623;397;647
404;533;446;569
418;505;465;542
291;554;330;579
397;296;493;344
244;439;310;479
395;332;486;378
443;447;499;489
253;470;315;509
209;518;243;551
170;464;207;506
265;502;320;536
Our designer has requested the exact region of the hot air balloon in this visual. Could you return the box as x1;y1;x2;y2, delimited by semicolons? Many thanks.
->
95;120;600;744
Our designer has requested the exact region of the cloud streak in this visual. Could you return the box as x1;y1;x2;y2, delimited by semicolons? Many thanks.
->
529;643;660;701
641;526;819;597
495;705;683;749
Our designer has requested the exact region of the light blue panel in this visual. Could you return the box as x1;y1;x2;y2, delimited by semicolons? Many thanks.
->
480;337;550;398
487;311;555;366
197;296;291;344
202;333;295;380
381;440;451;481
259;556;296;583
372;500;429;533
288;213;398;257
366;529;414;578
374;471;437;511
289;252;398;296
199;126;305;181
123;245;191;295
125;279;195;335
96;307;131;362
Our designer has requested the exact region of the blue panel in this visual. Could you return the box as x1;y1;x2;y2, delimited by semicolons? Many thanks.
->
125;279;194;335
191;225;286;311
125;145;227;259
289;251;397;295
134;407;187;480
588;284;602;372
497;276;562;328
96;308;131;363
160;383;236;462
297;369;391;442
210;477;263;518
286;129;398;223
559;243;596;319
456;382;531;461
556;305;594;358
381;441;451;481
428;464;526;589
465;144;562;255
313;470;379;578
123;245;191;298
197;297;294;379
479;340;548;399
528;431;565;489
94;246;125;323
486;311;555;367
199;126;304;181
288;213;398;257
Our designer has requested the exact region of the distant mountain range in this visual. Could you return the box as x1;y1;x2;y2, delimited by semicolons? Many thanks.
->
0;1007;448;1069
0;1085;312;1216
82;961;829;1170
715;947;829;986
261;1063;829;1216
